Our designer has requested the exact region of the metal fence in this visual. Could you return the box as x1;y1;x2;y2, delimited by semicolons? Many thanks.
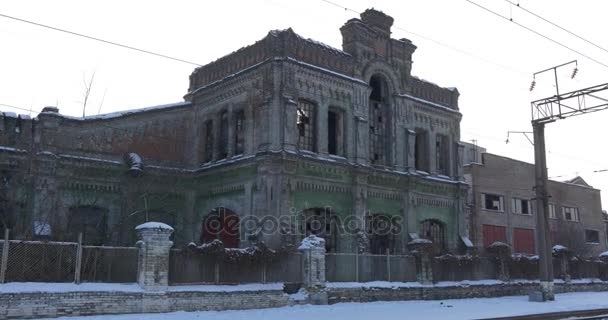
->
168;249;302;285
0;230;138;284
325;253;417;282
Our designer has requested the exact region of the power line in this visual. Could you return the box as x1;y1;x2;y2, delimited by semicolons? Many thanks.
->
504;0;608;56
464;0;608;70
0;104;38;115
317;0;528;76
0;12;202;67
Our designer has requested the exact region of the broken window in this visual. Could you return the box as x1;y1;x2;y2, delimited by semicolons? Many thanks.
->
204;120;214;163
368;213;395;254
297;100;316;152
562;206;579;222
483;193;504;211
300;208;337;252
511;198;531;215
369;75;388;165
218;111;229;159
585;229;599;244
234;110;245;155
421;219;445;251
327;108;344;156
415;129;429;171
435;134;449;175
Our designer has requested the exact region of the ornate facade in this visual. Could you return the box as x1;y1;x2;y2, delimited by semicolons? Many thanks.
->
0;9;468;253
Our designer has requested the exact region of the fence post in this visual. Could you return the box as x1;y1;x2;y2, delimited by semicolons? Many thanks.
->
298;235;327;305
386;248;391;282
214;261;220;285
74;233;83;284
135;222;174;291
261;261;267;284
0;229;10;283
355;251;359;282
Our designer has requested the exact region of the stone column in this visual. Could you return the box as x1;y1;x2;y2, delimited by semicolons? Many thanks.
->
136;222;174;291
283;98;298;152
455;142;465;181
299;235;328;304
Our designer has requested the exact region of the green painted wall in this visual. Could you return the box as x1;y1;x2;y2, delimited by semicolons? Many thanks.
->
367;198;401;216
293;191;352;217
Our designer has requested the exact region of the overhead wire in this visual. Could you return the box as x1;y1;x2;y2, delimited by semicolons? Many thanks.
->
318;0;528;77
464;0;608;70
504;0;608;56
0;12;203;67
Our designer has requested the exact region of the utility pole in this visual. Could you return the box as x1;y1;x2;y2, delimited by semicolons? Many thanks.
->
529;60;608;301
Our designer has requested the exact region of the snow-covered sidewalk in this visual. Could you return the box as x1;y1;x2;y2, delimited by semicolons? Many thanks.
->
32;291;608;320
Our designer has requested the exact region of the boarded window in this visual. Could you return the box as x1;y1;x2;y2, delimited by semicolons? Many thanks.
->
482;224;507;248
513;228;535;254
297;100;316;152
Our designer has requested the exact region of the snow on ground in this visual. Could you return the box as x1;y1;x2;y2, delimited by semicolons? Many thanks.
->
30;291;608;320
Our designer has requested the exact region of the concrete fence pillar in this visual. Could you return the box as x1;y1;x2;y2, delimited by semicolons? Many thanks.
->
299;235;328;304
408;239;434;285
135;222;174;291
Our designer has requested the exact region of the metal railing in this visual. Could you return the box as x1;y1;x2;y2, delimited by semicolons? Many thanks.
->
325;252;417;282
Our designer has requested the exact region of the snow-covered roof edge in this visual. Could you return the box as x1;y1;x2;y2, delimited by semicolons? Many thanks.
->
41;101;191;121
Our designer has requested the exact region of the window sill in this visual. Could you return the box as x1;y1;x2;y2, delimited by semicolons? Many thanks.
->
481;208;505;213
512;212;533;216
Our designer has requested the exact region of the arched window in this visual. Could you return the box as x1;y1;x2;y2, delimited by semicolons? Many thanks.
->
68;206;108;245
300;208;337;252
369;75;389;165
421;219;445;251
297;100;316;152
368;213;395;254
201;207;240;248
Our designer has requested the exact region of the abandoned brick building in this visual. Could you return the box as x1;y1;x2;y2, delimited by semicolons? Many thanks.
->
0;9;469;253
464;148;608;257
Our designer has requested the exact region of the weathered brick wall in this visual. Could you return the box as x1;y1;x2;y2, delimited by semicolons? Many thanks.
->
0;290;292;319
327;282;608;304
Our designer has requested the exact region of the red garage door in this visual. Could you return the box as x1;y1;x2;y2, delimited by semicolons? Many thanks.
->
513;228;535;254
482;224;507;248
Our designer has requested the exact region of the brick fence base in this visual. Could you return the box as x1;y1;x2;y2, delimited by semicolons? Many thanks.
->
1;281;608;319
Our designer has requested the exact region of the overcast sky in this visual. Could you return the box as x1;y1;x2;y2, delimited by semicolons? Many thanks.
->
2;0;608;208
